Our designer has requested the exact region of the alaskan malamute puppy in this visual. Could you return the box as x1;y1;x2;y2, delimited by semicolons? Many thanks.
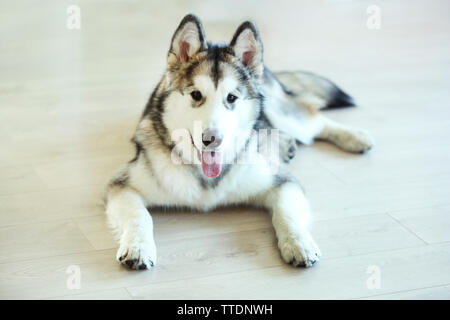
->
105;14;373;270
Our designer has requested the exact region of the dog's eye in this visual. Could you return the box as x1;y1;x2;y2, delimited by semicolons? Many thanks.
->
190;90;202;101
227;93;238;103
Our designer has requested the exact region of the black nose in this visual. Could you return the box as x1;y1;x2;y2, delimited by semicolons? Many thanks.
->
202;129;223;149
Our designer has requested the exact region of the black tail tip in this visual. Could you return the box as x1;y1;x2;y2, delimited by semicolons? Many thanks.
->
323;88;356;109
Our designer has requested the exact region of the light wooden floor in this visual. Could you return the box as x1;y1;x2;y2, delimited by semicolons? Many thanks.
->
1;0;450;300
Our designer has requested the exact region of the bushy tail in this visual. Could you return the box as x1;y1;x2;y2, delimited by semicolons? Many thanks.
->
274;70;356;110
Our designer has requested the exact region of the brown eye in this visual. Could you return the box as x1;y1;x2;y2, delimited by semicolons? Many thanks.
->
227;93;238;103
190;90;202;101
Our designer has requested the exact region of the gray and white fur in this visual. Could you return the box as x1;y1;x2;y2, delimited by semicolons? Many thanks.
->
105;14;374;270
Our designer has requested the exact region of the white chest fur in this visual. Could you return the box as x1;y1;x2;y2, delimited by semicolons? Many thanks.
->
128;146;274;211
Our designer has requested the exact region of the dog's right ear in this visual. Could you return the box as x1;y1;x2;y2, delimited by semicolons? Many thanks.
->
168;14;207;65
229;21;264;77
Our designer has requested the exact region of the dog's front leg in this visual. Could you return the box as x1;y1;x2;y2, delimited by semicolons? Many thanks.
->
264;182;321;267
105;186;156;270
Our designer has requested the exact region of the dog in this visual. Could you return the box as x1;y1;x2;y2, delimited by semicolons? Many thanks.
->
105;14;374;270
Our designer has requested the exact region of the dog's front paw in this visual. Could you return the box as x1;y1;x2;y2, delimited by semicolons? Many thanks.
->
116;238;157;270
278;232;321;268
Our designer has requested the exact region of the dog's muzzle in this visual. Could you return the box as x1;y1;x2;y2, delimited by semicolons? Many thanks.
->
201;128;223;178
202;128;223;150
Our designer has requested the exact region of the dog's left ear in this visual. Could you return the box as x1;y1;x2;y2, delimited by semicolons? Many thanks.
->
229;21;264;77
168;14;208;65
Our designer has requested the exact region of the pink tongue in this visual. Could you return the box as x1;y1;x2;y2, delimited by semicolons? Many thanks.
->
201;151;222;178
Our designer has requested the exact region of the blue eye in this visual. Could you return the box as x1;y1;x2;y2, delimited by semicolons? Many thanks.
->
227;93;238;103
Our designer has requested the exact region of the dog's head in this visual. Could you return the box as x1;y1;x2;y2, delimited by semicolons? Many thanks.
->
161;14;264;178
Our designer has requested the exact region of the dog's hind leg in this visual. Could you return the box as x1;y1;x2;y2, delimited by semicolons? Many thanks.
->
268;104;374;154
264;69;374;153
315;116;374;153
105;183;157;270
279;132;298;163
